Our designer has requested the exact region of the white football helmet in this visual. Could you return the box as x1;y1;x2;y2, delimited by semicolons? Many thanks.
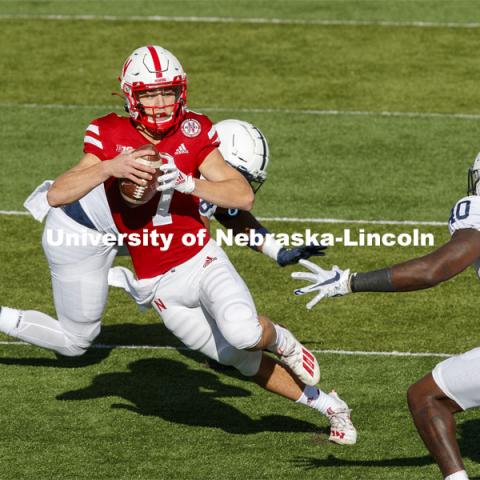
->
119;45;187;135
468;152;480;195
215;119;269;192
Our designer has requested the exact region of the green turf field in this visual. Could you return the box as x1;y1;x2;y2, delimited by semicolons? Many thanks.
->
1;1;480;479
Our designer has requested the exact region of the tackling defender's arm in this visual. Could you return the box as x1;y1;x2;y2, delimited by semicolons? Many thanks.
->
292;195;480;309
352;228;480;292
213;208;327;266
214;207;264;234
47;151;156;207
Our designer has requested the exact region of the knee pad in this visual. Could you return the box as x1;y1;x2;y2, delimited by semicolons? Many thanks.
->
217;345;262;377
200;260;261;350
217;298;262;350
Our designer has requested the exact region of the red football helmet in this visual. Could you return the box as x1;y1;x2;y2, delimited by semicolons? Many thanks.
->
119;45;187;135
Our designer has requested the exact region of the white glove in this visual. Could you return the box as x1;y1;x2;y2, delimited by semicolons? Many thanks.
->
157;164;195;194
291;259;351;310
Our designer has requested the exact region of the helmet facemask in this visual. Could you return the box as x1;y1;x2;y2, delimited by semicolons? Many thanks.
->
467;153;480;195
130;83;186;136
120;45;188;136
468;166;480;195
233;165;267;193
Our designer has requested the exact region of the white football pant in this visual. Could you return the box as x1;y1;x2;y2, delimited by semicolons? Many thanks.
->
433;346;480;410
0;207;116;356
110;239;263;376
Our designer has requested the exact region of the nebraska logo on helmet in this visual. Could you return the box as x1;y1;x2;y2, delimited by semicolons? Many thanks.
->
181;119;201;138
119;45;187;135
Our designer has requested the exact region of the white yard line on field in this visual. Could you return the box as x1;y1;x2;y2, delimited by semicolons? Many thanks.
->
255;217;447;226
0;210;447;226
0;210;29;216
0;340;452;358
3;103;480;121
0;14;480;29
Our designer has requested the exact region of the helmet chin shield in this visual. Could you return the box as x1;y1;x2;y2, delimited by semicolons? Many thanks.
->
120;45;187;135
467;152;480;195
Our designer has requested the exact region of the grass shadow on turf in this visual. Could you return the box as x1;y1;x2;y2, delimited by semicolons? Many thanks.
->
56;357;321;435
0;323;177;368
97;322;182;347
292;419;480;471
0;347;112;368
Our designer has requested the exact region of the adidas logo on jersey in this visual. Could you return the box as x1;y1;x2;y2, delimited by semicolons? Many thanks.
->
175;143;189;155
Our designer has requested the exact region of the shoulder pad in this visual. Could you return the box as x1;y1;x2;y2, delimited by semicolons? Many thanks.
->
448;196;480;235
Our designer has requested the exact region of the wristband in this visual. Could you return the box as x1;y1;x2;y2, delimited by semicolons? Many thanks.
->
248;226;270;252
262;238;283;261
350;268;394;292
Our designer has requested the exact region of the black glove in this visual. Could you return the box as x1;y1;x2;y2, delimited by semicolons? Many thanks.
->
276;244;327;267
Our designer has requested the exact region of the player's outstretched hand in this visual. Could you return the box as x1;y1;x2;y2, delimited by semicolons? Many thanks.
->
291;260;351;310
276;244;327;267
104;148;157;186
157;164;195;194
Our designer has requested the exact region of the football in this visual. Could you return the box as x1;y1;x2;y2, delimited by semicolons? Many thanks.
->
118;144;164;206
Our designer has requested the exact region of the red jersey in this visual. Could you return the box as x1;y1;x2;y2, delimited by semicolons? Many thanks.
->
83;110;219;279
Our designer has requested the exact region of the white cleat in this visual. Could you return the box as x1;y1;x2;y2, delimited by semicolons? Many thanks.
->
276;328;320;386
326;391;357;445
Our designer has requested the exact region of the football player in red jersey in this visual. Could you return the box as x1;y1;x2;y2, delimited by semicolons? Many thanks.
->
109;119;328;294
2;46;356;444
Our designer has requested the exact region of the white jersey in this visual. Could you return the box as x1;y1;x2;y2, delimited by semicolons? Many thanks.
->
448;195;480;235
24;180;118;235
79;184;118;234
448;195;480;279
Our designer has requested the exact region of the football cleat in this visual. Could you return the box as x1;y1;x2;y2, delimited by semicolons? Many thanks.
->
276;328;320;386
326;391;357;445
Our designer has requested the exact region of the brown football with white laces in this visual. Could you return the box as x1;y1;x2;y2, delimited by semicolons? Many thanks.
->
118;144;164;205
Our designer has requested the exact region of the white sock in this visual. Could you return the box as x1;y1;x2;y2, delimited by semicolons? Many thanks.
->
296;386;339;416
0;307;84;356
445;470;469;480
0;307;23;335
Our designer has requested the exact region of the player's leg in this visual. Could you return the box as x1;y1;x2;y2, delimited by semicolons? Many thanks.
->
197;242;320;386
255;353;357;444
407;348;480;480
153;300;263;376
408;374;465;479
0;208;116;356
152;287;356;444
